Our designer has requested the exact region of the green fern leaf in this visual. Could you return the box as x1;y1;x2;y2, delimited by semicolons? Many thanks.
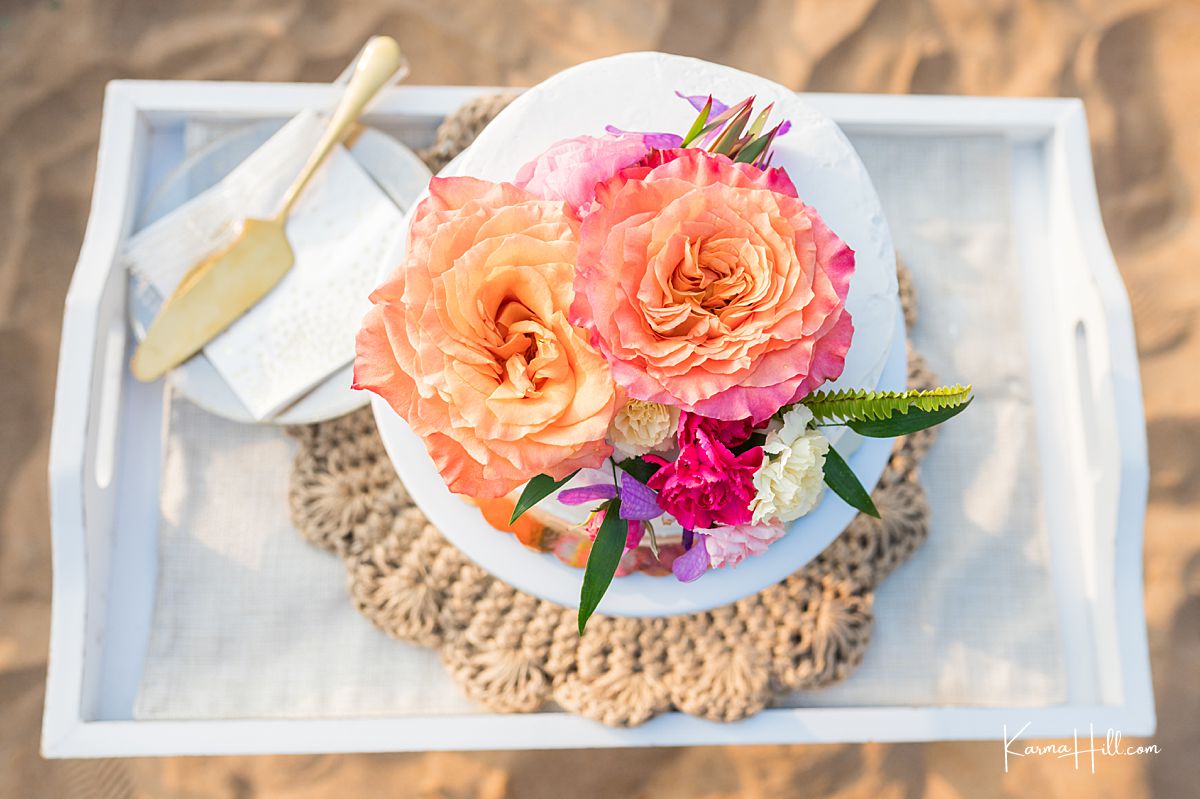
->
800;385;974;425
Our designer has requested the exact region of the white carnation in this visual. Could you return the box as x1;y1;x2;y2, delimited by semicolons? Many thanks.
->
608;399;679;457
750;405;829;524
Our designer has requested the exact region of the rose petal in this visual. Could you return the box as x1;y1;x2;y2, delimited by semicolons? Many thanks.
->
672;533;711;582
515;133;665;214
558;483;618;505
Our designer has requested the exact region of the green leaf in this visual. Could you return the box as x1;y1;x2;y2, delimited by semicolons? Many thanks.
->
643;522;660;559
822;445;880;518
745;102;774;139
578;499;626;634
680;95;713;147
684;117;726;147
710;101;754;155
802;385;973;425
509;471;579;524
732;123;780;164
731;431;766;456
616;456;660;485
848;398;973;438
681;97;751;148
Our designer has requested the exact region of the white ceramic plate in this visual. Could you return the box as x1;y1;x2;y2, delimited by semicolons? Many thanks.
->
128;121;431;425
371;54;904;615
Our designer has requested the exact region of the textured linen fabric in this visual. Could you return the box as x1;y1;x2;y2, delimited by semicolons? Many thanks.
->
135;392;479;719
135;130;1065;720
789;134;1066;708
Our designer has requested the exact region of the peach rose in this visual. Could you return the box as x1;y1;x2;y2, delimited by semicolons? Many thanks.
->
573;149;855;422
354;177;619;499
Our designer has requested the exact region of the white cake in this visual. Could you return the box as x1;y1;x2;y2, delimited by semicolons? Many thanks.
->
444;52;899;533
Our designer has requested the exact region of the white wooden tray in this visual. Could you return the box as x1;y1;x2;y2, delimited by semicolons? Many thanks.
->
43;82;1152;757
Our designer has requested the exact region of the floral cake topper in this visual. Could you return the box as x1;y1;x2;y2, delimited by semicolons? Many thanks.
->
355;94;971;632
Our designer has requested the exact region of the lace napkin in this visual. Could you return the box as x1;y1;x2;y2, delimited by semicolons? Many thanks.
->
123;111;407;419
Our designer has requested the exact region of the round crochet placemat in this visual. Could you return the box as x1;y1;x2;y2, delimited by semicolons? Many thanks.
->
286;95;937;726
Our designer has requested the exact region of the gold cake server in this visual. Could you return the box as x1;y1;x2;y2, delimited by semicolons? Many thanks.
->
131;35;405;382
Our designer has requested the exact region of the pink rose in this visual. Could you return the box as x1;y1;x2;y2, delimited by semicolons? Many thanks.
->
645;428;762;530
573;148;855;422
704;521;787;568
514;132;678;216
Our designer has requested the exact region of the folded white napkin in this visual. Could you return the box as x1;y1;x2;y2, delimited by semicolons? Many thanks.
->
124;112;407;419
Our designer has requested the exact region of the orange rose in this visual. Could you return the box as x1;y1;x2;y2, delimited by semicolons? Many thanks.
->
573;149;854;422
354;177;618;499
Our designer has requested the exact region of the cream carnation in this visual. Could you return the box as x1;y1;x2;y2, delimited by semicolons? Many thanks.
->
750;405;829;523
608;399;679;457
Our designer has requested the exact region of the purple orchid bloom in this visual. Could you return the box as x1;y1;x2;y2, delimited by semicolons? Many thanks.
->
603;124;682;150
676;91;730;119
557;483;617;505
617;471;664;521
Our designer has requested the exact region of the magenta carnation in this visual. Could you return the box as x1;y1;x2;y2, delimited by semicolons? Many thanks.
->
678;411;758;449
645;428;762;530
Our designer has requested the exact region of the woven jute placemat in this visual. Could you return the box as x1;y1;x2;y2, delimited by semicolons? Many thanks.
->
286;95;936;726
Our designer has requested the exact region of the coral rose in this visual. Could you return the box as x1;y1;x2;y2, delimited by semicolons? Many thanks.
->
354;177;619;499
573;149;855;422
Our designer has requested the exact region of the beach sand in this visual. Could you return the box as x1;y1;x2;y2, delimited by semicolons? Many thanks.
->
1;0;1197;795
